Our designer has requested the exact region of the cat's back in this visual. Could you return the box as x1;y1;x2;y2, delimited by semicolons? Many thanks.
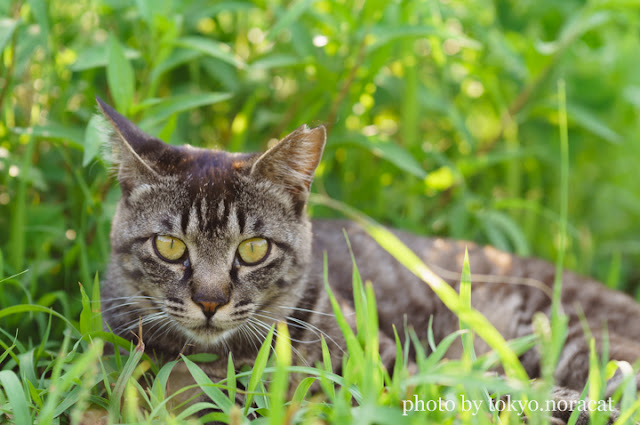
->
310;218;640;349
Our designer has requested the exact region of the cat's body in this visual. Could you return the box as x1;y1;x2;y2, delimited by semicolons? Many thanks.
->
316;220;640;387
97;96;640;424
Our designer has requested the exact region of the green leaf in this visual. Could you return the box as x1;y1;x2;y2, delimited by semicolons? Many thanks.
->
249;54;308;70
109;338;145;421
332;134;427;179
459;249;476;363
71;43;140;71
244;325;274;416
269;322;291;425
174;36;245;68
0;18;18;53
478;210;530;256
558;10;612;50
0;343;16;365
323;254;363;361
150;359;179;402
182;356;232;413
83;115;104;166
107;34;135;114
226;354;236;406
344;232;368;345
75;275;102;335
367;25;480;54
568;103;622;145
135;0;174;25
139;92;232;128
266;0;314;41
27;0;49;48
0;305;77;331
91;273;102;331
185;353;218;362
12;123;84;148
184;1;254;27
318;336;335;400
49;341;104;419
149;48;202;86
79;282;91;335
0;371;30;425
291;376;316;404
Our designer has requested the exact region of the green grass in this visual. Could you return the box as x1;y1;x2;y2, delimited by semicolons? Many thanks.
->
1;227;637;424
3;0;640;423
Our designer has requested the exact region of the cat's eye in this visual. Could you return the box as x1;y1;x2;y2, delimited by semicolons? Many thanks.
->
153;235;187;262
237;238;270;265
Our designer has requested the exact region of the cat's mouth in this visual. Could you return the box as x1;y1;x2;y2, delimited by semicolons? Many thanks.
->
162;299;264;347
192;322;224;332
171;311;245;345
178;320;243;348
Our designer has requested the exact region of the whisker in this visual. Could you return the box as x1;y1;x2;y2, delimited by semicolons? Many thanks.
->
140;312;181;346
238;323;261;354
107;306;163;320
114;311;167;335
246;318;276;353
252;313;323;344
248;317;309;367
255;310;345;354
148;316;177;342
273;305;337;317
101;294;158;302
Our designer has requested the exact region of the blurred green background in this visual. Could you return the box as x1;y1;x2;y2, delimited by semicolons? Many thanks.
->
2;0;640;340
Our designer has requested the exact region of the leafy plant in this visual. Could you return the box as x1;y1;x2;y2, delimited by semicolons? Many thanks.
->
3;0;640;423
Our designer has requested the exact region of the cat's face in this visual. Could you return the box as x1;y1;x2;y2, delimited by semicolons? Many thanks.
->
98;98;325;350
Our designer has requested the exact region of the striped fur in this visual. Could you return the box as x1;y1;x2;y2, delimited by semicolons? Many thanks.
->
98;98;328;363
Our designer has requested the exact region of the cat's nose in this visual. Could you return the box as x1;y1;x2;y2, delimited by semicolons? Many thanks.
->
193;293;229;319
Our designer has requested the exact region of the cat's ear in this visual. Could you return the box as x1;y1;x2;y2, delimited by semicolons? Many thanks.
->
250;124;326;198
96;96;169;191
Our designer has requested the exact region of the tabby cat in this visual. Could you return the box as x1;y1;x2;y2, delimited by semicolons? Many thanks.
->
98;97;640;424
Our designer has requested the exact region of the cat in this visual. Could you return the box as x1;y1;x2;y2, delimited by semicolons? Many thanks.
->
97;96;640;424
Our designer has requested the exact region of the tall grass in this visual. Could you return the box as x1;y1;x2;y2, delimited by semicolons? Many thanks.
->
1;226;637;423
2;0;640;423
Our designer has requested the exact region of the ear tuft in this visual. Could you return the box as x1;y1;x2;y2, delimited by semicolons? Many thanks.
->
250;124;326;198
96;96;168;191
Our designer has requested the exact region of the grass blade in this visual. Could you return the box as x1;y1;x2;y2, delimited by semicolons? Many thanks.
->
0;18;18;53
139;92;232;128
0;370;31;425
107;34;135;114
244;325;274;416
268;322;291;425
83;115;104;167
108;335;144;422
174;36;245;68
182;355;232;413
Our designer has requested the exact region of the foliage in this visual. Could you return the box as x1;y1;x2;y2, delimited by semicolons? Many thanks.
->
2;0;640;423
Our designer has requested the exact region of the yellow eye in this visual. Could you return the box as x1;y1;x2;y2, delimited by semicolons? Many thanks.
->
237;238;270;265
153;235;187;262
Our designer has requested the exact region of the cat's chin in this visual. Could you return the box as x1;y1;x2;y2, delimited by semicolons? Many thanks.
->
179;323;241;350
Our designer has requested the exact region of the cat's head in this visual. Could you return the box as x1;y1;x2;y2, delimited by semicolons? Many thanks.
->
97;97;325;349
